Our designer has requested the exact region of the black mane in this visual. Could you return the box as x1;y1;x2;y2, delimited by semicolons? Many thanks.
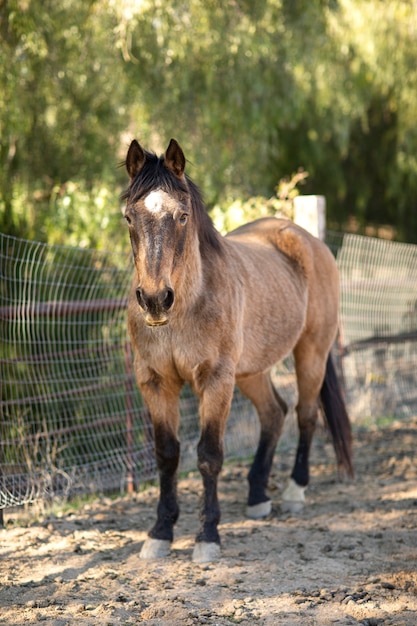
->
123;150;223;256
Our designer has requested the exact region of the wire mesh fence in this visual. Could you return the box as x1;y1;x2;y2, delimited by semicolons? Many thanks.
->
0;233;262;509
327;231;417;422
1;229;417;510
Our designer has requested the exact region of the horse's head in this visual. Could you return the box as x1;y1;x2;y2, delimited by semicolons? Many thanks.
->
123;138;202;327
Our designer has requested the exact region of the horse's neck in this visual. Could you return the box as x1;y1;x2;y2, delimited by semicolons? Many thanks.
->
176;236;205;306
175;232;226;315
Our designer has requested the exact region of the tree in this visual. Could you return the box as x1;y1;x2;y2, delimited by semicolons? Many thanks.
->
2;0;417;244
119;0;417;240
0;0;128;245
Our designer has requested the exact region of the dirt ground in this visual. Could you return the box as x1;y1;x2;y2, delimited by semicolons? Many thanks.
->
1;416;417;626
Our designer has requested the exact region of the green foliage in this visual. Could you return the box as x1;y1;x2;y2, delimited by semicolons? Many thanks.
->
120;0;417;240
0;0;128;244
45;181;124;249
1;0;417;244
212;169;308;233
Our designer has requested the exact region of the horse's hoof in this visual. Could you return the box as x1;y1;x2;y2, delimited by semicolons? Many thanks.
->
192;542;221;563
281;499;305;514
246;500;272;519
281;478;306;514
140;538;171;559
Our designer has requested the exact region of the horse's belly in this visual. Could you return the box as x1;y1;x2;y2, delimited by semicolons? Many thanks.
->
235;270;308;377
236;309;306;377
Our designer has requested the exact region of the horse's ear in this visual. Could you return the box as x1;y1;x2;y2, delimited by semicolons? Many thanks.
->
126;140;146;180
164;138;186;178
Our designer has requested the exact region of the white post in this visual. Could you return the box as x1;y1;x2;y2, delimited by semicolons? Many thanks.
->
293;195;326;241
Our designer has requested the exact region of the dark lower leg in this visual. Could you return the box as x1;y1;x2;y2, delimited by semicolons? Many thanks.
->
149;429;180;542
248;387;287;506
196;473;221;544
239;380;286;508
291;431;313;487
291;406;317;487
247;433;277;506
196;427;223;545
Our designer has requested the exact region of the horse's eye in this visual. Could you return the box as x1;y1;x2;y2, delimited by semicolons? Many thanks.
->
125;214;132;225
179;213;188;225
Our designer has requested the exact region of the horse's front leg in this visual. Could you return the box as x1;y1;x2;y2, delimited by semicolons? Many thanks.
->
139;379;181;559
192;361;235;563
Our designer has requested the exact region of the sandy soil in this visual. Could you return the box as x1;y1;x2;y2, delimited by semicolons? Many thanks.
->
1;417;417;626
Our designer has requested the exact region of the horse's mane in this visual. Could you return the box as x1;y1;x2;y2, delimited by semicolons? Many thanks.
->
123;151;223;257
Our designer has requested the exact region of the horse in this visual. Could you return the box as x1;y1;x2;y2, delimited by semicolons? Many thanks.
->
123;138;354;563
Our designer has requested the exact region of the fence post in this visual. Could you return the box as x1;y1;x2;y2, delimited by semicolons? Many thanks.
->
294;195;348;400
124;341;136;494
293;195;326;241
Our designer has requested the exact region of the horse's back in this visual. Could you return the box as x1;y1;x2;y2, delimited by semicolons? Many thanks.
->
223;219;310;376
227;217;333;278
227;217;340;355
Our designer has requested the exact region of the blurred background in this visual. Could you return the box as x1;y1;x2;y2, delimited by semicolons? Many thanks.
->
2;0;417;248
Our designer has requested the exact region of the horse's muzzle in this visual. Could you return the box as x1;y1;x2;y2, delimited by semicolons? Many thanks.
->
135;286;174;326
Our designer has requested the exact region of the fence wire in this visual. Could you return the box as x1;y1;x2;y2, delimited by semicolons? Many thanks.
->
1;230;417;509
328;231;417;421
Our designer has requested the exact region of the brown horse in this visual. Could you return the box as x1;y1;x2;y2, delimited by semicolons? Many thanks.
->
123;138;353;563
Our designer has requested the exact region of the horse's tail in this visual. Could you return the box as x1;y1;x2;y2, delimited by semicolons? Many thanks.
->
320;354;354;479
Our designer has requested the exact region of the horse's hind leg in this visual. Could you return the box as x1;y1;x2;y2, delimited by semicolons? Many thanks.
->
237;371;287;519
283;341;327;513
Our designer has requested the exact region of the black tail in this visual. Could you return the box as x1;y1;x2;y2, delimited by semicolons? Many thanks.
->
320;354;354;479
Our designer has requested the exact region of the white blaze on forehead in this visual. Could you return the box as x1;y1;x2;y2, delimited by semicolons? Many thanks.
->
144;190;170;216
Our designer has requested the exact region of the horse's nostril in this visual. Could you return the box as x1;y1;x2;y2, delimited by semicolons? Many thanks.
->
136;286;173;314
135;287;146;310
163;288;174;311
